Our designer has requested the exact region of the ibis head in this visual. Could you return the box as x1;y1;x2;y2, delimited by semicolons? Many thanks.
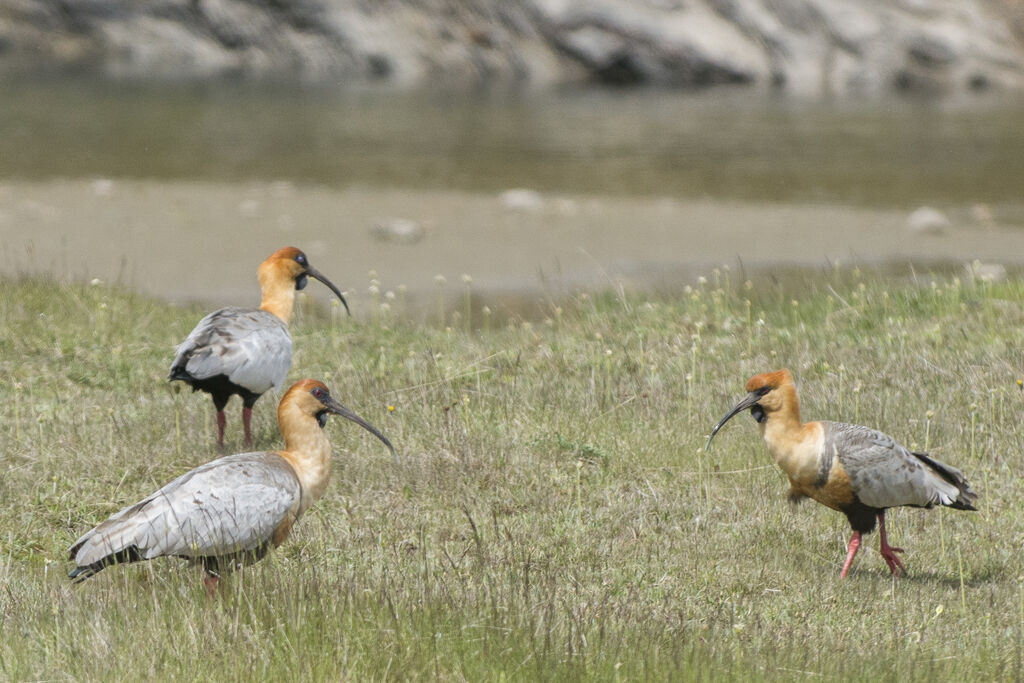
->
259;247;350;316
281;379;397;462
705;369;796;450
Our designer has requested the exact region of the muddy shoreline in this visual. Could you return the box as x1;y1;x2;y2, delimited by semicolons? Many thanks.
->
1;179;1019;316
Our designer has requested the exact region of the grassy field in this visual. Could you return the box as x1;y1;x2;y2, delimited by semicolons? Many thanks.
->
1;267;1023;681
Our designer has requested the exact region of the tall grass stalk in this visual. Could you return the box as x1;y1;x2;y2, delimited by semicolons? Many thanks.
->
924;409;934;452
175;400;182;459
462;274;473;331
13;383;21;444
434;274;447;326
958;547;966;612
838;364;846;415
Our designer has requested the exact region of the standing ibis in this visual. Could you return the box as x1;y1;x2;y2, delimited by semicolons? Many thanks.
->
169;246;349;448
705;369;977;577
69;379;395;595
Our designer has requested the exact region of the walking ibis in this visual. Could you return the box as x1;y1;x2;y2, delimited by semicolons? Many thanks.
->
69;379;395;594
705;369;977;577
169;247;349;448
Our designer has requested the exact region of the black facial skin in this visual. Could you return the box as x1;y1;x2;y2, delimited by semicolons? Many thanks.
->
705;385;773;451
289;258;350;316
315;410;328;428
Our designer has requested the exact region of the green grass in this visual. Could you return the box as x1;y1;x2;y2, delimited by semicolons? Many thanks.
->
2;268;1023;681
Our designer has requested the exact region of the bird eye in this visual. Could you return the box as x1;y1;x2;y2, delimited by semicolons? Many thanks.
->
295;253;307;266
312;387;325;399
757;386;771;396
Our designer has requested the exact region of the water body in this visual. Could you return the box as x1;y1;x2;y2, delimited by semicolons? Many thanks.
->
1;80;1022;311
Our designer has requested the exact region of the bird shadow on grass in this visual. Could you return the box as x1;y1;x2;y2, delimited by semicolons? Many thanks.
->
849;564;1005;588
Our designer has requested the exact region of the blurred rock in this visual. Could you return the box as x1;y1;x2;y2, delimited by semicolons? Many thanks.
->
237;199;261;217
906;206;950;235
371;218;425;244
964;259;1007;283
1;0;1024;97
500;188;544;212
971;203;994;226
91;178;114;196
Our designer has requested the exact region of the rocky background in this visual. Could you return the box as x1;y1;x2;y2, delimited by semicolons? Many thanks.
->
2;0;1024;96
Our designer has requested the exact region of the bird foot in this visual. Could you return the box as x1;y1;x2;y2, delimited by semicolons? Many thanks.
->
880;544;905;577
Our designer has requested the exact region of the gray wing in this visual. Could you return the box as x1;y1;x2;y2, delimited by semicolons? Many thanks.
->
822;421;969;509
170;307;292;394
70;453;301;570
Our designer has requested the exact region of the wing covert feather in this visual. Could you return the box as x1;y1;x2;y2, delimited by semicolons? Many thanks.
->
171;308;291;393
71;453;301;568
822;421;961;509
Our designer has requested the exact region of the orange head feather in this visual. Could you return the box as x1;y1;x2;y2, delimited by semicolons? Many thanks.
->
258;247;307;286
267;246;305;263
744;369;794;394
282;378;330;403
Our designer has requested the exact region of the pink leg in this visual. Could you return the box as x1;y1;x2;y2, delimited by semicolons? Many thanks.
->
877;512;906;577
242;407;253;448
216;410;227;449
840;531;861;578
203;574;220;598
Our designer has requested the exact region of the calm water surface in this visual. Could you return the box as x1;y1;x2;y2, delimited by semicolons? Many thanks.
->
3;80;1024;207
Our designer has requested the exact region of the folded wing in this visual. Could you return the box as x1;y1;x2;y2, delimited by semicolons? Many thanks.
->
69;453;302;579
170;308;292;394
822;421;977;511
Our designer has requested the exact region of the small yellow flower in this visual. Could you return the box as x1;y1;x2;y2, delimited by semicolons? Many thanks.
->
388;405;395;412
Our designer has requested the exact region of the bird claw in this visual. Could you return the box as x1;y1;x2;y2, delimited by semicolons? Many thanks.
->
880;545;906;576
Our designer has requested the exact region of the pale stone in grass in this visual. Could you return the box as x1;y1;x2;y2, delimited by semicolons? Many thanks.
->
907;206;951;235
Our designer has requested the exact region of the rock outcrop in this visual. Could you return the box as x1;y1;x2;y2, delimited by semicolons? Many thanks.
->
2;0;1023;96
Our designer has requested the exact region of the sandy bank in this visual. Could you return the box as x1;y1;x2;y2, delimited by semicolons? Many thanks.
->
0;179;1018;313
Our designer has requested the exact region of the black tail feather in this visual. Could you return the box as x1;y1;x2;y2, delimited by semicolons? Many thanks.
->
911;451;978;511
68;546;144;583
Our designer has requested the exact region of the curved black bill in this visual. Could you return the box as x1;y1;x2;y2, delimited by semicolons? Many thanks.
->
704;392;762;451
306;265;351;316
321;394;399;463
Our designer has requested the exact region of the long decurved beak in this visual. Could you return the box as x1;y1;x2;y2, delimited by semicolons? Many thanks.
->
322;394;398;463
307;265;351;316
704;391;762;451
